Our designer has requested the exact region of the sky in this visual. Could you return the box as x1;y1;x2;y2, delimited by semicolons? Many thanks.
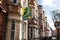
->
38;0;60;30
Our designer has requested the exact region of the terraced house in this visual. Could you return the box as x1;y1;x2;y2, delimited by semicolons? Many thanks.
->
0;0;44;40
28;0;39;40
5;0;21;40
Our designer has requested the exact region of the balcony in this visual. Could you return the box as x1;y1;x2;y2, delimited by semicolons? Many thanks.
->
54;21;60;27
55;19;60;21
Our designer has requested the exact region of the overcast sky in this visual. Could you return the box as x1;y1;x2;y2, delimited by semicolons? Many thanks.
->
38;0;60;30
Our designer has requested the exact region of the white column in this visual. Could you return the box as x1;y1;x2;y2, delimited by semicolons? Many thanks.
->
19;0;29;40
19;0;24;40
19;16;22;40
25;20;28;40
26;0;28;7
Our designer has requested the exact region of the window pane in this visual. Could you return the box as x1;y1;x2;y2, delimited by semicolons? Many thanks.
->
28;28;31;38
22;23;26;32
11;31;15;40
11;20;15;40
22;32;24;39
11;21;15;30
31;28;32;38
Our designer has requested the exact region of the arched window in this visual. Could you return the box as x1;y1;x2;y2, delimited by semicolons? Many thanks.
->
13;0;17;4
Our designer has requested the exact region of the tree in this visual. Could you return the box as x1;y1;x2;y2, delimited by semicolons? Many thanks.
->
51;10;60;22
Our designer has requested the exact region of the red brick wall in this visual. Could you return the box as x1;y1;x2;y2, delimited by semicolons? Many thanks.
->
28;0;35;5
0;0;7;40
0;14;6;40
0;14;3;40
12;6;19;13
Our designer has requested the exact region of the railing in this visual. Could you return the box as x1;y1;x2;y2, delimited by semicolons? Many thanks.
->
28;38;39;40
